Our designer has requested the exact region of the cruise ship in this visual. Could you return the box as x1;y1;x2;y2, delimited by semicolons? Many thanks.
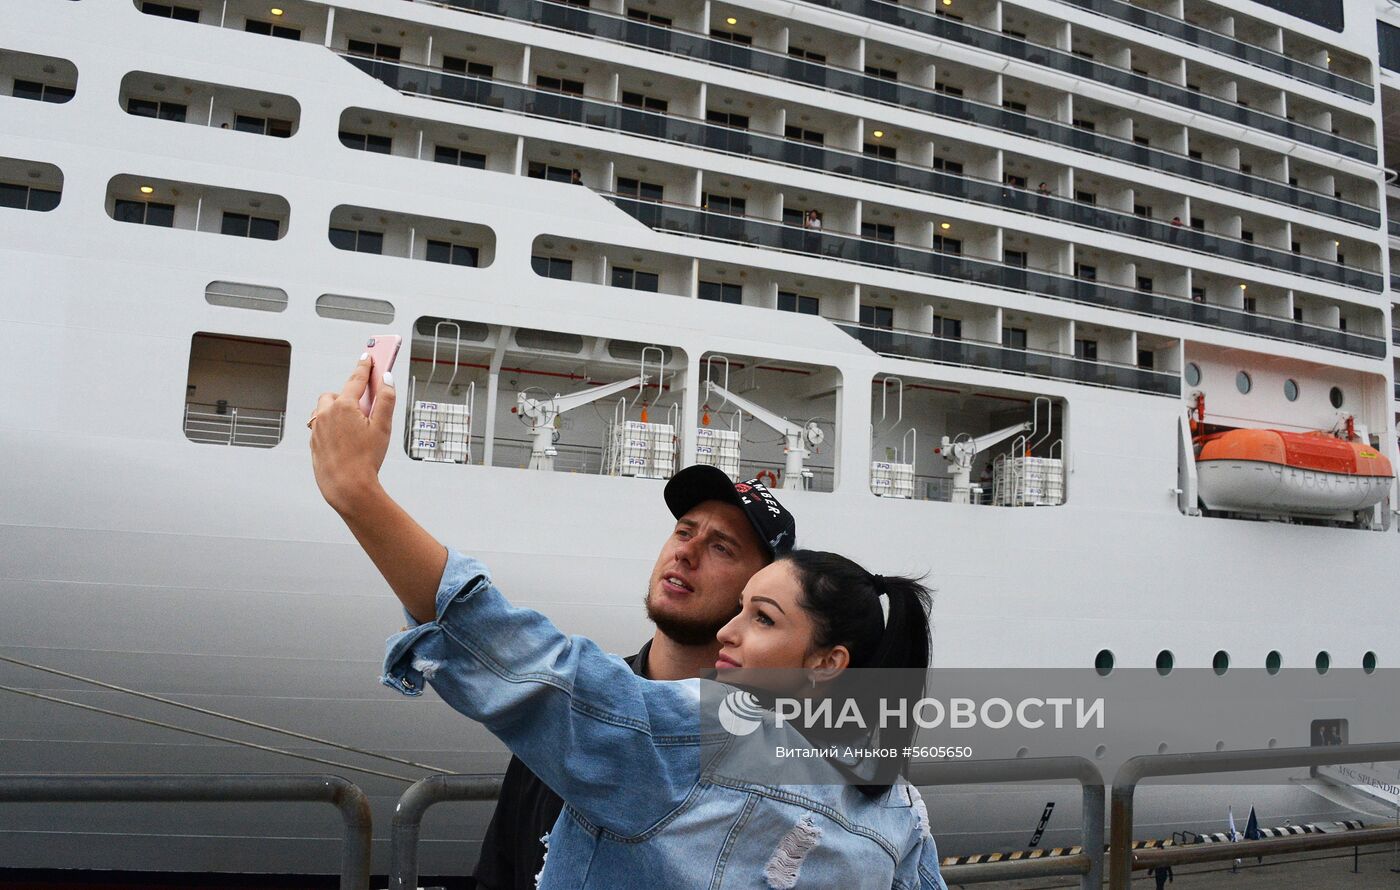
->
5;0;1400;880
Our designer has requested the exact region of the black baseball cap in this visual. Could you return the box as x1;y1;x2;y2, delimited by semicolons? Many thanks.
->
664;464;797;559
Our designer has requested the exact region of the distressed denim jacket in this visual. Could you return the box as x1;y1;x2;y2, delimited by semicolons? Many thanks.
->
383;551;948;890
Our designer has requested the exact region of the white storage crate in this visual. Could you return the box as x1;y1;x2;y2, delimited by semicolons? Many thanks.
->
606;420;676;479
695;427;741;479
870;461;915;498
993;456;1064;506
408;398;471;463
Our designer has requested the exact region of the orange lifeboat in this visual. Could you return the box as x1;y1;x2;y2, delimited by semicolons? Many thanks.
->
1195;429;1393;516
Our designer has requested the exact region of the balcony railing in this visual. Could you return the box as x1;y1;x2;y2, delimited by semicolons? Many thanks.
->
183;403;284;447
412;0;1377;226
791;0;1377;163
342;56;1382;291
602;194;1387;359
837;322;1180;396
1389;218;1400;238
1054;0;1372;101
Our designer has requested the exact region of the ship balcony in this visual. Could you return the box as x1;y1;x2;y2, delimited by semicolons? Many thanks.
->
118;71;299;137
367;0;1383;225
836;322;1179;396
0;157;62;213
327;205;496;268
602;193;1387;358
1;49;78;104
340;55;1383;291
1059;0;1374;99
105;175;289;240
790;0;1376;161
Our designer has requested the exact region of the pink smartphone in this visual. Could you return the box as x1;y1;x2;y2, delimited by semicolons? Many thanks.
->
358;334;402;417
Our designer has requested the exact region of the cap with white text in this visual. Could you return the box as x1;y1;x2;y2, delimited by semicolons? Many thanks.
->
664;464;796;559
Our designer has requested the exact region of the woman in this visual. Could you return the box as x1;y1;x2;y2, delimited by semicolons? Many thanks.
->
310;357;947;888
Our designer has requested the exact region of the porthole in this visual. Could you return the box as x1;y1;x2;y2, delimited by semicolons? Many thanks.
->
1283;379;1298;401
1330;386;1344;408
1235;371;1252;394
1094;649;1115;676
1316;651;1330;674
1184;362;1201;386
1363;651;1377;674
1212;650;1230;675
1266;650;1282;674
1156;650;1174;676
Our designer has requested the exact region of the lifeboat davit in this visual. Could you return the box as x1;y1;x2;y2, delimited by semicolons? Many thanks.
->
1195;429;1393;516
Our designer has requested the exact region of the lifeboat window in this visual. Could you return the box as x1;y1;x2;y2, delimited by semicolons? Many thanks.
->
1265;650;1282;674
1212;650;1229;675
1235;371;1251;394
1329;386;1344;408
1155;650;1174;676
1363;651;1377;673
1283;379;1298;401
1184;362;1201;386
1094;649;1114;676
1315;651;1330;675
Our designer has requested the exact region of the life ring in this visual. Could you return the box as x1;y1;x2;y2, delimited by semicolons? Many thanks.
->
756;469;779;489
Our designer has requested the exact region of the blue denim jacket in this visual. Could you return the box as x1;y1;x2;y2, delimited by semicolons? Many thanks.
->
383;551;948;889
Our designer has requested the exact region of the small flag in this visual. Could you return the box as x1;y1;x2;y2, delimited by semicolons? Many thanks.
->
1244;806;1260;841
1228;806;1239;842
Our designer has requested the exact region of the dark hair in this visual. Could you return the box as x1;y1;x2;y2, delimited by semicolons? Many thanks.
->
778;549;932;793
778;549;931;672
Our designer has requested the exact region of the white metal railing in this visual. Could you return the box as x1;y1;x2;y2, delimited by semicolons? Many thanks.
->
183;403;284;448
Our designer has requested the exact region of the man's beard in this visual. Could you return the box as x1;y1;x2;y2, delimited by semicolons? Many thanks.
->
645;589;736;647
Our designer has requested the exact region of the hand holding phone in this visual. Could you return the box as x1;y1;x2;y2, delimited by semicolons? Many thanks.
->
358;335;402;417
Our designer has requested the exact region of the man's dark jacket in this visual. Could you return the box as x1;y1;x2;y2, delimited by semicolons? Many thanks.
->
472;642;651;889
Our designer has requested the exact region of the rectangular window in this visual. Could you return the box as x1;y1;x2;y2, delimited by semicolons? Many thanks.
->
1336;252;1345;265
932;315;962;340
114;199;176;227
1243;296;1257;313
433;146;487;168
141;2;200;22
611;266;660;292
0;182;60;212
709;28;753;45
621;91;669;113
859;304;894;328
861;222;895;242
234;114;291;137
619;177;665;202
1075;190;1096;205
1291;241;1300;253
338;131;392;153
1188;149;1203;160
1240;229;1254;243
1292;306;1304;321
1002;327;1027;350
932;157;963;175
1133;203;1151;218
1137;276;1154;292
1003;249;1027;268
627;8;673;26
1239;162;1252;174
536;75;585;95
699;281;743;304
328;227;383;254
863;142;896;160
706;110;750;129
442;57;494;78
244;19;301;39
527;162;574;182
13;79;74;103
347;39;400;60
1071;49;1094;60
1005;173;1027;189
703;193;746;215
1075;263;1096;281
778;291;820;315
1191;287;1205;303
532;255;573;279
1072;118;1096;131
1002;28;1026;39
788;47;826;63
1137;349;1155;369
864;65;897;81
127;98;187;121
934;83;964;96
1133;135;1150;146
1074;339;1098;361
1189;216;1204;230
1339;316;1347;331
1002;99;1027;113
425;239;480;267
932;235;962;255
784;126;824;145
782;208;805;227
220;212;280;240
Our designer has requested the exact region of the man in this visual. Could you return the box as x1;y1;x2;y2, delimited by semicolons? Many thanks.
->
472;464;797;889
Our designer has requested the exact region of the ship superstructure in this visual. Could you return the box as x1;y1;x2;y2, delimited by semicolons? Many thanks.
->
2;0;1399;877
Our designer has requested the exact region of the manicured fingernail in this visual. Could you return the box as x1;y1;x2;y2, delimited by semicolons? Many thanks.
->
382;371;395;388
360;352;369;361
